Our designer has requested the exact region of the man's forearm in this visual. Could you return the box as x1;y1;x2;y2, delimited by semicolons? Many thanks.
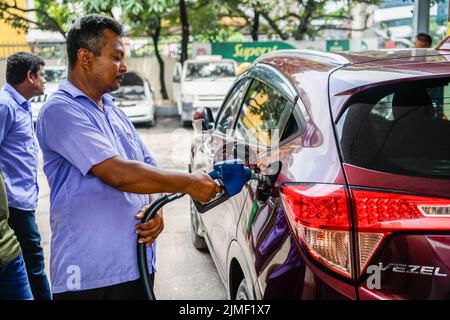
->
92;156;193;195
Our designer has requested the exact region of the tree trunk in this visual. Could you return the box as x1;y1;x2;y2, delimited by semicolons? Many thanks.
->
150;19;169;100
252;8;259;41
179;0;189;65
294;0;317;40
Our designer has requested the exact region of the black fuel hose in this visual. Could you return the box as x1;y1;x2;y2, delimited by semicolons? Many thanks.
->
137;192;185;300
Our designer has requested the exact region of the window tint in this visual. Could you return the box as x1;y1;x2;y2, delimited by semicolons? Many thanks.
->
235;80;292;146
338;78;450;179
44;68;66;84
216;79;250;134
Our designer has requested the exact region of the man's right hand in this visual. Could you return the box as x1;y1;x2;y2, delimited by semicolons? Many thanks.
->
187;172;222;205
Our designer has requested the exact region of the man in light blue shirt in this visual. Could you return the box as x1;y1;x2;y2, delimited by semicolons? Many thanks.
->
36;14;220;300
0;52;51;300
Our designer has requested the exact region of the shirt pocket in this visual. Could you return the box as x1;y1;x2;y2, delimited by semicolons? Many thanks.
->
111;125;145;162
128;138;145;162
13;111;34;146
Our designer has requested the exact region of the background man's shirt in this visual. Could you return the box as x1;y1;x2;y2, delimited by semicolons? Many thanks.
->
0;84;39;211
36;80;157;293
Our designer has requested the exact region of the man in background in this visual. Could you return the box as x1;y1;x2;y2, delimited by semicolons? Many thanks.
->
0;52;51;300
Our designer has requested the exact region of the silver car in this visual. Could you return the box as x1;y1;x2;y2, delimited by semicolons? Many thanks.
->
111;72;156;127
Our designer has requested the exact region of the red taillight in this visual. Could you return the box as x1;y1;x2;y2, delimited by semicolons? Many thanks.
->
353;189;450;232
281;184;353;278
281;183;450;279
352;189;450;274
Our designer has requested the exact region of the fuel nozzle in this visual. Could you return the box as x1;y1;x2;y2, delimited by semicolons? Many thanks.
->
253;161;282;203
193;159;282;213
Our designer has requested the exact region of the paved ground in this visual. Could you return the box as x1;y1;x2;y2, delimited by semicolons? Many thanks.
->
35;116;227;299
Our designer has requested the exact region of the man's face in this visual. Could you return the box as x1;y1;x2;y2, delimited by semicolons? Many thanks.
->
91;29;128;93
30;65;46;97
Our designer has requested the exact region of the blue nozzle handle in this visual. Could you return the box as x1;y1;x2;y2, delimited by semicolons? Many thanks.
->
195;160;254;214
208;170;219;181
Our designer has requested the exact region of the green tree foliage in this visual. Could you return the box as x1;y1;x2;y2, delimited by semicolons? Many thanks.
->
0;0;70;38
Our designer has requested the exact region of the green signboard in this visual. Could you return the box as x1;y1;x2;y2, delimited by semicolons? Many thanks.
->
326;39;350;52
212;41;296;63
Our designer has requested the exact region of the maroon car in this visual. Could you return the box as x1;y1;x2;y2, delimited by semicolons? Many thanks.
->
189;40;450;300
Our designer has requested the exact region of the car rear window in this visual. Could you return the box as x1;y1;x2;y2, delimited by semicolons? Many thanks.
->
337;77;450;179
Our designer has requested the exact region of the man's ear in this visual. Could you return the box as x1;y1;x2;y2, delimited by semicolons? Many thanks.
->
26;70;35;85
78;48;93;69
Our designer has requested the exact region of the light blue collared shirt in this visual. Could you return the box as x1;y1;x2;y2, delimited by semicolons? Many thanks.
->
36;80;157;293
0;84;39;211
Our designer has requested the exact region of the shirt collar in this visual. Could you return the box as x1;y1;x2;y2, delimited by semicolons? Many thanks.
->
2;83;30;109
59;80;116;108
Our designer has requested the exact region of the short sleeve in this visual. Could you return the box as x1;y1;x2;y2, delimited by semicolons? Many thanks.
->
37;99;119;176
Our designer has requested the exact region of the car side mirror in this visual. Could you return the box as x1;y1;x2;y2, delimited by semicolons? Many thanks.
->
193;107;214;131
173;75;180;83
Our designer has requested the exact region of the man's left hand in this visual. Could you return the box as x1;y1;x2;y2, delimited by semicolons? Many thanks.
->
135;205;164;247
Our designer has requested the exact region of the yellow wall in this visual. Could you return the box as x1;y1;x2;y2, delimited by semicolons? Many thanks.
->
0;0;31;58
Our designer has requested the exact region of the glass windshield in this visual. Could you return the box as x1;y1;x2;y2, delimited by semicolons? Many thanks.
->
45;68;66;83
111;86;146;100
337;77;450;179
185;61;236;80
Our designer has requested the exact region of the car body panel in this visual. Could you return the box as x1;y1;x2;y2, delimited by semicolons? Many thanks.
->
343;164;450;198
358;234;450;300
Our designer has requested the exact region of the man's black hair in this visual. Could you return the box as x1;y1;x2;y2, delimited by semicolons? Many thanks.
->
6;52;45;85
416;33;432;46
66;14;124;70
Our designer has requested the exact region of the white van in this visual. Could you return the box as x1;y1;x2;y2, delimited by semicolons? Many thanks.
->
172;55;238;126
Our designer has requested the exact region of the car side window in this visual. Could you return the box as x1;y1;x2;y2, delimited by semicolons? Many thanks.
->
235;79;292;146
216;79;250;135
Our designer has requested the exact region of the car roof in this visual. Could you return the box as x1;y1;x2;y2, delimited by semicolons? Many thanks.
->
258;47;448;65
256;48;450;120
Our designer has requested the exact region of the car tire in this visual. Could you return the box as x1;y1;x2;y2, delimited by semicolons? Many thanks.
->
190;199;207;250
182;120;192;128
235;279;250;300
144;120;154;128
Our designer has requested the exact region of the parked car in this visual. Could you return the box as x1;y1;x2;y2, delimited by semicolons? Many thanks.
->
31;65;67;123
173;55;238;127
110;72;156;127
189;45;450;299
